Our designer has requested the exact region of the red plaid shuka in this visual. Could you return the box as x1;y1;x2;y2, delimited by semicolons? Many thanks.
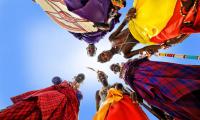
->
122;57;200;120
0;81;79;120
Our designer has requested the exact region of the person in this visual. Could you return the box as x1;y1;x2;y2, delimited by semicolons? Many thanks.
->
0;74;85;120
110;57;200;120
93;70;149;120
94;82;149;120
34;0;125;56
98;0;200;62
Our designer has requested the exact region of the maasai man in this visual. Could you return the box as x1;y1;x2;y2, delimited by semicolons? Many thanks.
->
98;0;200;62
95;70;111;110
93;70;149;120
0;74;85;120
110;57;200;120
34;0;125;56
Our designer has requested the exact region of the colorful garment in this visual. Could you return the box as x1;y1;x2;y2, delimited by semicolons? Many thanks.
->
151;0;200;43
64;0;123;44
93;88;149;120
0;81;81;120
121;57;200;120
36;0;122;44
129;0;200;44
70;31;107;44
128;0;177;44
64;0;111;23
36;0;98;33
111;0;126;8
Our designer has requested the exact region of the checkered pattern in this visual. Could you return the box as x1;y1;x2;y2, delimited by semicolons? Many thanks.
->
0;81;79;120
123;58;200;120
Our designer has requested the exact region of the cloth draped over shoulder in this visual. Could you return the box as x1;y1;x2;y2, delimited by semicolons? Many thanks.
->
150;0;200;43
0;81;80;120
93;88;149;120
122;57;200;120
93;88;123;120
129;0;200;44
35;0;98;33
128;0;177;45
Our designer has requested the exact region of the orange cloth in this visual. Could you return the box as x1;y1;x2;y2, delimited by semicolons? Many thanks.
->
105;95;149;120
150;0;200;43
93;88;149;120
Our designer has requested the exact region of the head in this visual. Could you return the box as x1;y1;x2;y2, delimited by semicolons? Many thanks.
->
97;71;108;87
52;76;62;85
74;73;85;83
110;63;121;74
98;50;113;63
73;73;85;89
86;44;97;57
114;83;123;91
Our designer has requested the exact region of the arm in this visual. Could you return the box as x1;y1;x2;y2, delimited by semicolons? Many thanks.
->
109;7;136;40
125;34;190;58
165;34;190;45
95;90;101;111
109;19;128;40
124;49;141;58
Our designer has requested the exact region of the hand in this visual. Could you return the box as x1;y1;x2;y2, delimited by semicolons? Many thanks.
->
140;45;162;57
126;8;136;21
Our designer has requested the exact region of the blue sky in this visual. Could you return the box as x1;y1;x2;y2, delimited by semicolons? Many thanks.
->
0;0;199;120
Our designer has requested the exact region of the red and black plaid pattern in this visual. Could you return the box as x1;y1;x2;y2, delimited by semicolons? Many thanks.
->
123;58;200;120
0;81;79;120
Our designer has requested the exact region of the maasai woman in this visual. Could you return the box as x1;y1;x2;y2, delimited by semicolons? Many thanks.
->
98;0;200;62
34;0;125;56
110;57;200;120
0;74;85;120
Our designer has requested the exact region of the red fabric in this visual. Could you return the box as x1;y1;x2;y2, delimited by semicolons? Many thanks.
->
181;0;200;33
105;95;149;120
0;81;79;120
150;0;200;43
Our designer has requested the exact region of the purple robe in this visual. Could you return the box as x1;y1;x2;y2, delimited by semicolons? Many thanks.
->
70;31;107;44
122;57;200;120
64;0;111;23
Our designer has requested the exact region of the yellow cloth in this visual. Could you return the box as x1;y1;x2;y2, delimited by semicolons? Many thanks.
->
93;88;123;120
128;0;177;45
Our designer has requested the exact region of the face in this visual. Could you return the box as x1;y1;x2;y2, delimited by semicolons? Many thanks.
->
98;51;113;63
97;71;108;87
110;64;121;73
86;44;97;57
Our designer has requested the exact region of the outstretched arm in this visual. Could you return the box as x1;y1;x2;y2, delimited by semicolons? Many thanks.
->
165;34;190;45
124;34;190;58
109;19;128;40
109;8;136;40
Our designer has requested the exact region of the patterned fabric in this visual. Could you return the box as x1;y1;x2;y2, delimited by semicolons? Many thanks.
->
36;0;98;33
122;57;200;120
111;0;126;8
0;81;80;120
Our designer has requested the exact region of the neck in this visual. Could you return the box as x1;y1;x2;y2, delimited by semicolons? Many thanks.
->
110;47;119;54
